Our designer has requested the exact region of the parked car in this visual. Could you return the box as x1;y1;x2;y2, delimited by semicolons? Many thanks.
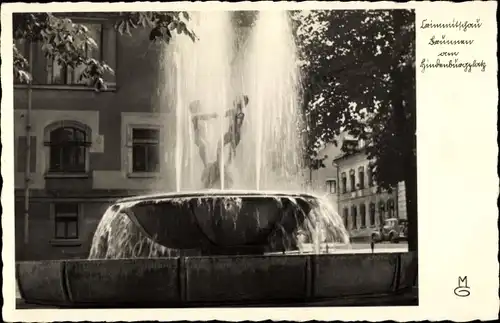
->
372;218;408;243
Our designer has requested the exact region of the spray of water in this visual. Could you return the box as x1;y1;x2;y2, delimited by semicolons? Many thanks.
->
231;10;305;191
88;205;176;259
162;11;234;191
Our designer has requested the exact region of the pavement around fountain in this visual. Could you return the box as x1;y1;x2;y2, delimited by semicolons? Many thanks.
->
293;241;409;254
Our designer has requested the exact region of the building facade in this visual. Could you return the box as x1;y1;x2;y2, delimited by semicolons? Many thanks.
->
308;141;343;205
13;13;184;260
312;137;407;240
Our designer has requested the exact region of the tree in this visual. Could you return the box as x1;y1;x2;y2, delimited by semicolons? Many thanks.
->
292;10;417;251
13;12;196;89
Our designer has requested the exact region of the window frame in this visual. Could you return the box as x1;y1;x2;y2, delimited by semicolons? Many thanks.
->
378;200;386;222
349;169;356;192
325;179;337;194
342;207;349;229
360;203;366;228
14;16;116;91
126;124;163;178
369;202;376;227
341;172;347;194
351;205;358;229
44;120;92;178
46;22;104;86
358;166;365;189
387;198;395;218
368;164;375;187
50;202;83;246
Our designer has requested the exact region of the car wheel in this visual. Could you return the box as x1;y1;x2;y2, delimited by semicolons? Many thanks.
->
371;233;378;243
389;233;396;243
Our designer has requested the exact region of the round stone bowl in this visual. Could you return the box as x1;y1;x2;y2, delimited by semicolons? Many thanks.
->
96;191;316;256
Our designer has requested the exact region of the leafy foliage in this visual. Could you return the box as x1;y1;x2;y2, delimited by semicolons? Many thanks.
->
292;9;415;189
292;9;417;250
13;12;195;89
114;11;196;43
307;154;329;170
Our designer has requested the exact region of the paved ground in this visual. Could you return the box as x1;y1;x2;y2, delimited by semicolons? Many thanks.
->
295;241;408;254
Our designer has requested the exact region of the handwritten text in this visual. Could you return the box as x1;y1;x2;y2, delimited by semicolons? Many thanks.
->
420;18;486;73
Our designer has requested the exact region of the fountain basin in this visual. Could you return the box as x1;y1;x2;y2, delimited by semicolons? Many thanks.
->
16;252;417;307
92;191;326;257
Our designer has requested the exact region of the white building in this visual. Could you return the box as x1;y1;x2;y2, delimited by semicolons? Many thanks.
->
311;135;407;240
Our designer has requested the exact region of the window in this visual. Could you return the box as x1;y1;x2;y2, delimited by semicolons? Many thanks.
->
368;165;374;186
351;205;357;229
46;23;103;85
358;166;365;189
349;169;356;192
326;179;336;194
54;203;79;240
360;204;366;228
341;172;347;193
369;203;376;226
378;200;386;221
131;128;160;173
387;199;395;218
46;125;90;173
343;207;349;228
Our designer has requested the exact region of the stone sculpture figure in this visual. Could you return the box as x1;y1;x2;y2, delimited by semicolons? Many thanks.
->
189;95;249;189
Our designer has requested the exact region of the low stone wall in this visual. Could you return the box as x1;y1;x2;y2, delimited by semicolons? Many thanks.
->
66;258;180;305
16;261;67;305
313;253;398;298
17;252;417;307
184;255;308;303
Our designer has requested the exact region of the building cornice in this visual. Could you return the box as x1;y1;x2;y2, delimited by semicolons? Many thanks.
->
333;147;368;163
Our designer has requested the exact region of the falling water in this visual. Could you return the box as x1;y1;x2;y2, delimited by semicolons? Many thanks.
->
162;11;234;191
232;11;305;191
161;11;305;191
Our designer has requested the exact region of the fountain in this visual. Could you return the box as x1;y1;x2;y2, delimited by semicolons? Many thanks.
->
16;10;417;307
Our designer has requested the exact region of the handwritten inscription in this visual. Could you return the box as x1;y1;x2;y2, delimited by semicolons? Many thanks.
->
420;19;486;73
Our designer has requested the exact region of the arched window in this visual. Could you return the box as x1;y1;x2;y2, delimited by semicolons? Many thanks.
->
351;205;357;229
387;199;395;218
358;166;365;189
343;207;349;229
45;121;91;173
360;204;366;228
369;202;376;226
349;169;356;192
341;172;347;193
